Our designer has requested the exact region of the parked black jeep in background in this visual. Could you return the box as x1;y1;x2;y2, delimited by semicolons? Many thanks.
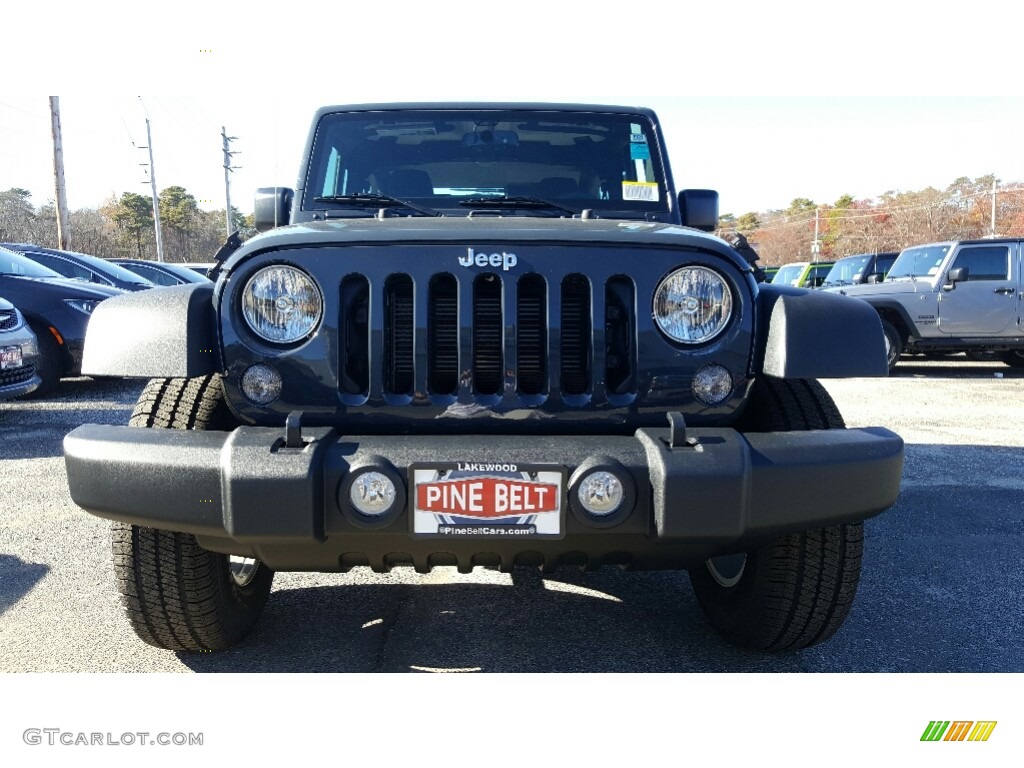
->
64;104;903;653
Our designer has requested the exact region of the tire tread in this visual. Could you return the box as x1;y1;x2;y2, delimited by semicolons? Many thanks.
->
691;377;863;651
114;375;272;651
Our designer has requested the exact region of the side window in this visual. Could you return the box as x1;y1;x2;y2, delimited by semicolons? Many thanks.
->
951;246;1009;281
31;254;90;282
809;264;830;286
130;264;176;286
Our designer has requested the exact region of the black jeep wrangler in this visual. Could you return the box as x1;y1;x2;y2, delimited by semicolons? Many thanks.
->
64;103;903;652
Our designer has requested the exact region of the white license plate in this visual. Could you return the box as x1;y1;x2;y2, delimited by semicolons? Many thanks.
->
0;346;22;371
411;462;565;538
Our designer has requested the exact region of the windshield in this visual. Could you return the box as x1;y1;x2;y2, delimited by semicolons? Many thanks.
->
886;245;951;280
822;254;872;286
304;108;670;219
0;247;64;278
771;264;806;286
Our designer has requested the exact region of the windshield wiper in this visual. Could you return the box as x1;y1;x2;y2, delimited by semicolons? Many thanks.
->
313;194;440;217
457;195;579;217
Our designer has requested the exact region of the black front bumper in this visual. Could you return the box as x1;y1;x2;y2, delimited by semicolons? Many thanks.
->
64;423;903;572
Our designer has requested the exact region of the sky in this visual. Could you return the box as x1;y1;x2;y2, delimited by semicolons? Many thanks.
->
4;94;1023;221
3;3;1023;222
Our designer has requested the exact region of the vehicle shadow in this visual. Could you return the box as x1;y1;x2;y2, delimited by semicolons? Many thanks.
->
175;573;797;673
892;356;1023;379
0;554;50;617
0;377;143;460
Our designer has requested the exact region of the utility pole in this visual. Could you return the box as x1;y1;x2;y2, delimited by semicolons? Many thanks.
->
221;126;240;237
140;117;165;262
48;97;71;250
990;178;997;238
811;206;821;262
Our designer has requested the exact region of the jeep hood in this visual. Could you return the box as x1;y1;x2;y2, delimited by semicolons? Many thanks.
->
223;218;750;272
825;279;933;299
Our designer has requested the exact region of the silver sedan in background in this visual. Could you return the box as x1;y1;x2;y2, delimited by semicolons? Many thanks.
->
0;296;41;399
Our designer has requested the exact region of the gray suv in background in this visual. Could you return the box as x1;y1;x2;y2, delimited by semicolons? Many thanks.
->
833;239;1023;370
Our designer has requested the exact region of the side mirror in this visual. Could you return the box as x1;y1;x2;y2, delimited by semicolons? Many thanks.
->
945;266;968;289
678;189;719;232
254;187;294;232
865;273;882;284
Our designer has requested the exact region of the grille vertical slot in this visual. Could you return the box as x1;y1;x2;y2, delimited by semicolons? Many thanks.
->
472;273;503;395
516;273;547;396
560;273;591;396
383;274;414;395
428;273;458;395
340;275;369;396
605;276;636;395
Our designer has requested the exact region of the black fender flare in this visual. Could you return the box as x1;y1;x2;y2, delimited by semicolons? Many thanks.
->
860;299;921;341
754;284;888;378
81;283;222;378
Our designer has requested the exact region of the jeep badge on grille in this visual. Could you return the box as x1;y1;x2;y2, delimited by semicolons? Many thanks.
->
460;248;518;271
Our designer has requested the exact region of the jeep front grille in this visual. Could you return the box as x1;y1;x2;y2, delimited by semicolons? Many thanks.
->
515;274;547;396
428;274;459;395
560;274;591;397
383;274;414;395
338;271;637;405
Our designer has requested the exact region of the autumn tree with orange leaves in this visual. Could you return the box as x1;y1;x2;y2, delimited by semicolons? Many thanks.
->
722;175;1024;267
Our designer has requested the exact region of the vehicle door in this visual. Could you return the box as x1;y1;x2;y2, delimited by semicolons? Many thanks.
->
936;242;1017;336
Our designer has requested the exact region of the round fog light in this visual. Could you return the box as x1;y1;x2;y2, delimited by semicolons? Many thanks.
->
692;364;734;405
577;471;624;517
240;364;282;405
350;471;397;517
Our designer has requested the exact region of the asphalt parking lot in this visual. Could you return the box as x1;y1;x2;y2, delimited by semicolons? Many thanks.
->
1;357;1021;673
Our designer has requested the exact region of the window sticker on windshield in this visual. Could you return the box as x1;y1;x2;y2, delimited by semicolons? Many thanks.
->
630;124;648;143
622;182;659;202
630;143;651;161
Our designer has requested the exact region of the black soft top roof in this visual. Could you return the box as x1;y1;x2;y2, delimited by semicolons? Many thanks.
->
311;103;657;119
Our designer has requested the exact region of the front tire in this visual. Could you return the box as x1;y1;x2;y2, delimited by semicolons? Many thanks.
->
688;378;864;651
21;322;63;397
880;318;903;372
112;375;274;651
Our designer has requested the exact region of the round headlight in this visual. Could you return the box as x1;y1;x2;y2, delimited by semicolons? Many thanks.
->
653;266;733;344
241;265;323;344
